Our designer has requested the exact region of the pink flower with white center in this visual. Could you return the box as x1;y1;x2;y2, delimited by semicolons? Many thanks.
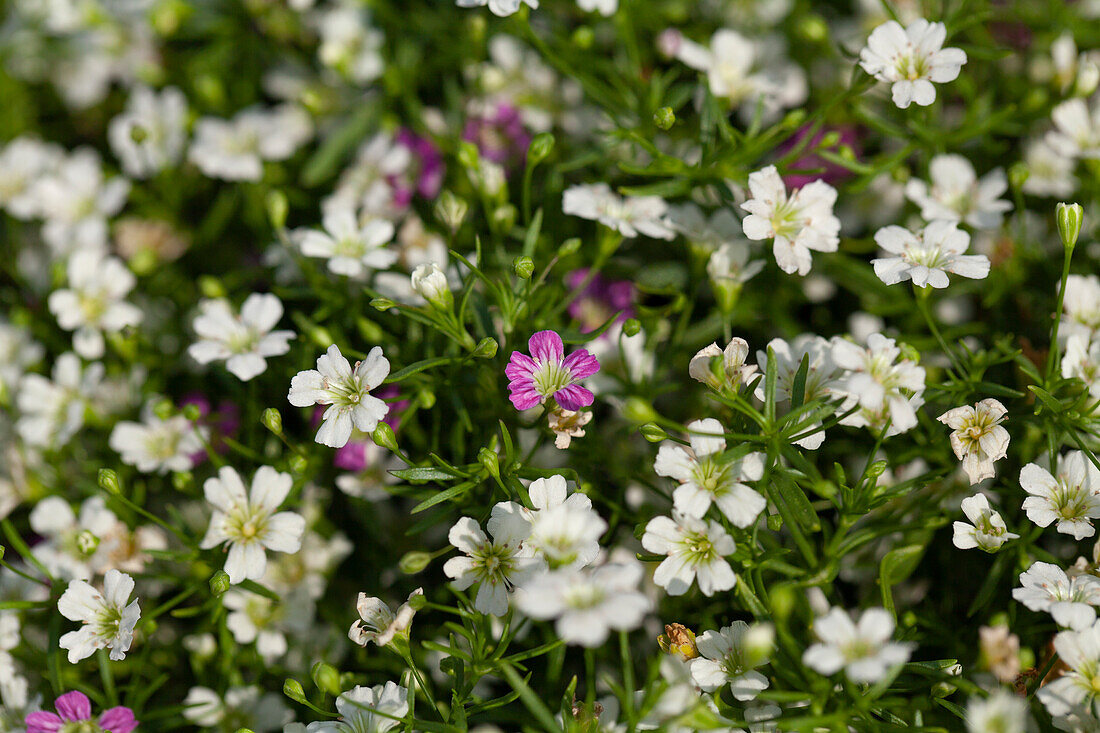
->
25;690;138;733
505;330;600;411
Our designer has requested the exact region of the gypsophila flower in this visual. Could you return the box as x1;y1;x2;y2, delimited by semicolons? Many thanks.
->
654;418;767;528
871;220;990;288
108;408;206;474
455;0;538;16
833;333;926;436
25;691;137;733
689;337;759;394
306;682;408;733
443;514;544;616
1013;561;1100;630
57;569;140;663
803;607;915;683
938;399;1010;485
904;154;1012;230
520;491;606;570
966;690;1029;733
858;19;966;108
1021;452;1100;540
741;165;840;276
506;330;600;412
756;335;845;449
288;344;391;448
642;511;736;597
199;466;306;585
562;184;675;240
296;208;397;278
953;494;1018;552
314;4;385;84
1048;97;1100;160
1023;137;1078;198
32;148;129;255
690;622;773;701
188;293;295;381
1063;275;1100;343
188;105;312;181
16;353;103;448
47;249;142;360
1037;620;1100;718
349;588;423;648
108;85;187;178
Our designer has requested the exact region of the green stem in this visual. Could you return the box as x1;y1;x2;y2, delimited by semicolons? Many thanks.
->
1046;244;1074;382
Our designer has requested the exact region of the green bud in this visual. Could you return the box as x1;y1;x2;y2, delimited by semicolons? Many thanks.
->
781;109;807;129
311;662;342;697
435;190;468;232
797;14;828;43
528;133;555;165
478;447;500;478
151;0;192;36
639;423;668;442
194;74;225;108
76;530;100;557
282;678;307;704
181;403;202;422
261;408;283;435
1057;202;1084;251
198;276;226;299
98;468;122;495
931;681;957;698
210;571;231;596
653;107;676;130
153;399;175;420
820;131;841;148
289;455;308;475
418;389;436;409
0;547;5;562
572;26;594;49
622;318;641;337
408;591;427;610
622;397;659;425
558;238;582;257
457;141;480;170
513;256;534;280
1008;162;1030;191
769;585;796;622
172;471;192;490
473;337;498;359
767;514;783;532
371;297;397;312
372;422;398;453
866;460;889;479
399;551;432;575
266;190;288;230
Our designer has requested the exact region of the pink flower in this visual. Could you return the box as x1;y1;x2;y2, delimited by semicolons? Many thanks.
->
26;691;138;733
505;330;600;411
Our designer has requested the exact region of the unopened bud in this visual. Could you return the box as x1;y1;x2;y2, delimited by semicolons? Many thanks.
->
528;133;555;165
76;530;100;557
622;318;641;337
199;276;226;300
311;662;342;697
172;471;192;490
653;107;675;130
418;389;436;409
1058;202;1084;251
210;571;231;596
289;455;308;475
266;191;288;230
473;337;498;359
283;678;307;704
572;26;594;49
399;551;432;575
478;447;500;478
457;141;480;170
153;399;174;420
558;238;582;257
181;403;202;422
261;408;283;435
411;264;453;310
372;422;398;453
513;256;534;280
371;298;397;312
866;460;889;479
639;423;668;442
435;190;468;232
622;397;659;425
98;468;122;495
1008;162;1030;191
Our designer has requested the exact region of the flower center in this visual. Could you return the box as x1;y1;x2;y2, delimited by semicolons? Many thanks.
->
533;360;573;398
60;722;101;733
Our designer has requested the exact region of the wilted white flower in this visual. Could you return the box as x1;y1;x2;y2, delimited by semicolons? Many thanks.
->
58;569;140;662
871;220;990;288
288;345;390;448
741;166;840;276
803;607;914;682
953;494;1018;552
188;293;295;381
858;19;966;108
905;154;1012;230
937;399;1010;485
689;337;759;393
349;588;423;648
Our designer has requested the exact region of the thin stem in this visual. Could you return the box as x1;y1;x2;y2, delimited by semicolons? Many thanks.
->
1046;245;1074;382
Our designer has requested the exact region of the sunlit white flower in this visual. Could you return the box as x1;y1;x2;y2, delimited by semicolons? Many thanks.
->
858;19;966;108
443;515;544;616
953;494;1018;552
576;0;616;15
966;690;1029;733
562;184;675;240
1063;334;1100;398
937;399;1010;485
349;588;423;648
521;492;606;570
47;249;142;360
188;293;295;381
109;409;205;474
756;334;845;449
288;345;390;448
223;586;313;664
803;607;914;683
0;137;62;219
31;148;129;255
16;353;103;448
1022;137;1078;198
1013;561;1100;630
514;563;650;646
0;320;43;399
1021;452;1100;540
690;622;773;701
307;682;408;733
108;85;188;178
1047;97;1100;160
641;511;736;596
904;154;1012;230
182;685;291;730
189;105;312;181
58;569;140;662
297;208;397;278
833;333;926;436
1062;275;1100;343
655;418;767;528
1038;620;1100;718
872;220;990;288
29;496;118;581
315;4;385;84
741;166;840;276
689;337;759;393
200;466;306;585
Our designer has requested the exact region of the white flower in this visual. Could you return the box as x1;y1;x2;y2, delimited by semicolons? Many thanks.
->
108;85;187;178
689;337;759;393
690;622;772;701
315;5;385;84
349;588;423;648
1013;561;1100;630
31;148;129;255
410;263;453;309
858;19;966;108
904;155;1012;230
183;686;291;730
109;409;205;474
1023;137;1078;198
455;0;539;16
188;293;295;381
562;183;675;240
28;496;118;581
937;399;1010;485
47;249;142;359
16;353;103;448
514;563;650;646
1063;334;1100;398
1062;275;1100;343
741;166;840;276
654;418;767;528
222;589;295;663
0;137;62;219
288;344;391;448
641;511;736;596
297;208;397;278
199;466;306;585
443;515;544;616
306;682;408;733
833;333;926;436
329;132;411;218
57;569;140;662
1039;620;1100;719
576;0;616;15
872;220;990;288
755;335;845;449
966;690;1029;733
0;320;43;398
1021;452;1100;540
1048;97;1100;160
706;242;766;308
802;607;914;683
519;492;606;570
188;105;312;181
953;494;1018;552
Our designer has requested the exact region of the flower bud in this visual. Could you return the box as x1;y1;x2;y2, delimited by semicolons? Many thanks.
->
289;455;308;475
372;422;398;453
653;107;676;130
639;423;668;442
282;678;307;705
311;662;342;697
198;277;225;299
411;264;453;310
622;318;641;337
473;337;498;359
266;190;288;230
622;397;659;425
98;468;122;495
457;141;480;170
399;551;432;575
210;571;231;596
866;460;889;479
1058;202;1084;251
418;389;436;409
558;238;582;257
527;133;555;165
181;403;202;422
572;26;594;49
261;408;283;435
76;530;100;557
153;399;175;420
1008;162;1030;191
172;471;192;490
435;190;468;232
371;297;397;312
478;447;500;478
513;256;534;280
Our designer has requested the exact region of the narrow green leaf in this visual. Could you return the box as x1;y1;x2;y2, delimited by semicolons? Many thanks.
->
411;482;476;514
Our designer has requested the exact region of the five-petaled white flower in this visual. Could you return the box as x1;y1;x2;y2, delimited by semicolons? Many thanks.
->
188;105;312;182
349;588;423;648
938;399;1010;485
1047;97;1100;160
966;690;1029;733
58;569;140;663
654;418;767;528
1037;620;1100;718
803;607;915;683
1021;452;1100;540
109;408;205;474
307;681;409;733
872;220;990;289
200;466;306;585
297;208;397;278
562;183;675;240
953;494;1018;552
832;334;926;437
443;515;544;616
288;344;391;449
47;249;142;360
741;166;840;276
188;293;295;381
642;511;736;596
1013;561;1100;631
904;155;1012;230
858;19;966;108
690;621;773;701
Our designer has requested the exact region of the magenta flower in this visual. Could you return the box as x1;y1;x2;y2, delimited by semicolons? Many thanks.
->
565;269;635;333
391;129;445;208
26;691;138;733
506;330;600;411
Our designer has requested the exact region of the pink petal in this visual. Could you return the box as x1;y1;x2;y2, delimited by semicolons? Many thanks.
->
54;691;92;722
554;384;594;410
509;385;543;410
99;707;139;733
563;349;600;379
25;712;64;733
528;331;564;364
504;352;537;380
